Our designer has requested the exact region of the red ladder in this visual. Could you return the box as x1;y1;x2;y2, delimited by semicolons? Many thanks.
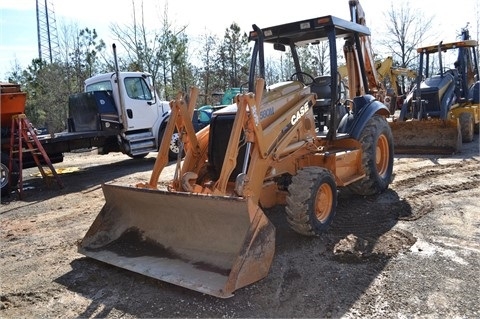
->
9;114;63;198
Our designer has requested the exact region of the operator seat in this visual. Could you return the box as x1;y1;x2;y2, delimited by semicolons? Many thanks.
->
418;70;457;119
446;68;462;100
311;76;331;107
310;76;331;132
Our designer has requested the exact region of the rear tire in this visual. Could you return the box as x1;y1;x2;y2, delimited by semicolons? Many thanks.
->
459;112;474;143
286;167;337;236
1;152;19;197
347;114;394;196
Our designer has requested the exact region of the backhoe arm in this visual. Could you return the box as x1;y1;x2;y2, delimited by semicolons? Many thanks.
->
346;0;384;100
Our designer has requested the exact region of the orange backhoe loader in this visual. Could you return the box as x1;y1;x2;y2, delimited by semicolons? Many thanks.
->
78;0;394;298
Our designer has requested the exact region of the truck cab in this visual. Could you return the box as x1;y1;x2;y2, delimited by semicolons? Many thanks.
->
81;72;171;158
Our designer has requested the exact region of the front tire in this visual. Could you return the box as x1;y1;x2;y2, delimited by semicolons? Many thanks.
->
348;114;394;196
286;167;337;236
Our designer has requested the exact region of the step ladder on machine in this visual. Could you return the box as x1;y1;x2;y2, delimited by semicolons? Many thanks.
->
9;114;64;198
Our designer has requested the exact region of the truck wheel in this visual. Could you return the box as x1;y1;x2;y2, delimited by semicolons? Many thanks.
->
459;112;474;143
169;131;185;160
348;114;394;196
158;126;184;161
1;152;19;197
286;167;337;236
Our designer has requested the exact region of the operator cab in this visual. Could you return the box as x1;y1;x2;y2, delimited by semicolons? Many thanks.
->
248;15;373;140
400;35;479;121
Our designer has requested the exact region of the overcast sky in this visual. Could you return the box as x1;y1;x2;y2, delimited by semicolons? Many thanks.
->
0;0;478;81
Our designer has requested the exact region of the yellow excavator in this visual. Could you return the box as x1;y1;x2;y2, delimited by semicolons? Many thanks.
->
78;1;394;298
389;27;479;154
375;57;417;113
338;56;417;113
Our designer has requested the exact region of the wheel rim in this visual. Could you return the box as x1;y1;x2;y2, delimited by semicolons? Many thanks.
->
170;133;180;154
376;133;389;177
1;163;9;189
315;183;333;223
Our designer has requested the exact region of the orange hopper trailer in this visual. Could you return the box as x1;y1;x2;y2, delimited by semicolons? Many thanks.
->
1;82;27;127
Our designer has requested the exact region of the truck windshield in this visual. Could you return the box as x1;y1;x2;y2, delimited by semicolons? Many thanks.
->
85;80;113;92
124;77;153;100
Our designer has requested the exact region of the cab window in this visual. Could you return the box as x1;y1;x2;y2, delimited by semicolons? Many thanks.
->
85;80;112;92
124;77;153;100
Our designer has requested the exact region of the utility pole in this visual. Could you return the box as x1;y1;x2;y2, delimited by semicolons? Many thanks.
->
36;0;60;63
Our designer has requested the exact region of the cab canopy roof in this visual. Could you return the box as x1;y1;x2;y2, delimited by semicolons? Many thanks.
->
417;40;479;54
85;71;153;85
248;15;370;46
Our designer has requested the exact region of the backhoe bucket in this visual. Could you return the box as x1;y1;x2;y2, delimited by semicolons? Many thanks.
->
78;183;275;298
389;119;462;154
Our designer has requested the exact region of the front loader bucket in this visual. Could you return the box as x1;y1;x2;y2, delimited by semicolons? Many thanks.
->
78;183;275;298
389;119;462;154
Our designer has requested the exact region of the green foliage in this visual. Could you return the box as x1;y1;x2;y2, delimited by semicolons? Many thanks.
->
197;33;218;105
197;23;250;106
221;23;250;88
10;59;69;132
6;27;107;133
70;28;106;92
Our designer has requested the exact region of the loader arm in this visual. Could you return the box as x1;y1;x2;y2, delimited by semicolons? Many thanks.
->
212;91;249;195
177;87;200;155
375;56;394;83
140;87;201;188
250;95;316;159
213;78;317;199
238;86;317;203
212;79;265;194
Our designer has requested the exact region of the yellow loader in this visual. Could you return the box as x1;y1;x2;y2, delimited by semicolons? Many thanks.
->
338;56;417;114
390;27;479;154
78;1;394;298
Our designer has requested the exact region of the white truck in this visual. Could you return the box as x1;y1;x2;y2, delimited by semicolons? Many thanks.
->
78;70;208;159
11;73;185;196
1;44;212;195
1;71;173;196
76;70;172;158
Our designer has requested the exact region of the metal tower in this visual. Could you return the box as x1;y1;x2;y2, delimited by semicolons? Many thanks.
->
36;0;60;63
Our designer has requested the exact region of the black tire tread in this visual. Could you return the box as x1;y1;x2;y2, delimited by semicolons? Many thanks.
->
347;115;394;196
286;167;336;236
1;152;19;196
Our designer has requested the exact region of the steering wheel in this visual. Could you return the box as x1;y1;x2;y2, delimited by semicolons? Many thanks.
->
290;72;316;85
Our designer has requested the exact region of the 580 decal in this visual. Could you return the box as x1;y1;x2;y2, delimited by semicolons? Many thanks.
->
259;107;274;120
